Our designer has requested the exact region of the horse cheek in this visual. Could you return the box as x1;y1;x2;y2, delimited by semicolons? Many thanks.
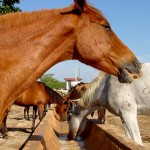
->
76;27;99;60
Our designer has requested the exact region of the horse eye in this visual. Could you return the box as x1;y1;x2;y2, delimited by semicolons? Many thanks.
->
102;24;110;30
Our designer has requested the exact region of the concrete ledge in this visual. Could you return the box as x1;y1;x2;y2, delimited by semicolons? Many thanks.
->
84;117;148;150
23;109;60;150
23;110;148;150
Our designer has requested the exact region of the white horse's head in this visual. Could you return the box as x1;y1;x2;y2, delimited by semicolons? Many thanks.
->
67;104;88;140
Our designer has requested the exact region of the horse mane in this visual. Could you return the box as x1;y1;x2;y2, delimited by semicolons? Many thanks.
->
77;82;86;86
0;8;65;28
45;85;65;105
79;72;107;108
0;3;105;29
36;81;64;105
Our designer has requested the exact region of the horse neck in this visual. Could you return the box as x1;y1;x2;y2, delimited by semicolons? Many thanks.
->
65;83;89;100
1;9;77;62
65;89;80;100
78;72;107;108
64;93;71;100
46;87;63;105
0;8;78;103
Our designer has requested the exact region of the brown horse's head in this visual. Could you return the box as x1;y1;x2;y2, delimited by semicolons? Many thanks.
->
53;100;70;121
61;0;142;83
65;82;89;101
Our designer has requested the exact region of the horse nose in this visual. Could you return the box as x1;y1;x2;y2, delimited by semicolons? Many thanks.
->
136;60;142;69
126;60;142;78
119;60;142;83
134;60;142;71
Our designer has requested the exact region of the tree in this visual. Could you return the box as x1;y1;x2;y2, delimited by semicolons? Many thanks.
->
40;74;66;89
0;0;21;15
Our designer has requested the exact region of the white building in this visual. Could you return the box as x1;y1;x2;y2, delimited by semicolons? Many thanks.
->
64;77;83;92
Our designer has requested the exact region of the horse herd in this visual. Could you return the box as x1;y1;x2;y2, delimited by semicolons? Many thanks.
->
0;0;148;147
1;63;149;147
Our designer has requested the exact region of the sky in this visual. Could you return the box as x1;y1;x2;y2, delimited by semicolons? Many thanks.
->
16;0;150;82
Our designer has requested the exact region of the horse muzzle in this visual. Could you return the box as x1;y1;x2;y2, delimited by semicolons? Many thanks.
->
118;60;142;83
67;131;76;140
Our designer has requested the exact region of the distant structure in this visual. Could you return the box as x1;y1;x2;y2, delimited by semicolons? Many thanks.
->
64;77;82;91
64;60;82;91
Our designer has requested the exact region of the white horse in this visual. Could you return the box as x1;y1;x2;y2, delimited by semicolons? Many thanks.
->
67;63;150;146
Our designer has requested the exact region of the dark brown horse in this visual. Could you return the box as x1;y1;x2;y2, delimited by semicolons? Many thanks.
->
65;82;89;101
1;81;69;137
0;0;142;136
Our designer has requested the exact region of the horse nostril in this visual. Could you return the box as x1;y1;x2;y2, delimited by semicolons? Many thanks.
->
133;74;138;79
125;61;141;75
124;67;132;74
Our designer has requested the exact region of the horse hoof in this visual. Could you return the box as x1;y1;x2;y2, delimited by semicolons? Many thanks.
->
0;134;3;138
31;127;35;132
0;133;8;138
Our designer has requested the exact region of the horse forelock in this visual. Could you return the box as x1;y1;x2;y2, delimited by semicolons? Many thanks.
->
79;72;107;108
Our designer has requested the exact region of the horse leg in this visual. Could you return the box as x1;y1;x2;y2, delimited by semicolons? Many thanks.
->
24;106;30;120
31;106;37;131
24;107;27;119
97;107;106;124
0;112;8;138
26;106;30;120
121;112;143;145
38;105;44;121
32;106;35;118
43;104;48;116
48;103;51;110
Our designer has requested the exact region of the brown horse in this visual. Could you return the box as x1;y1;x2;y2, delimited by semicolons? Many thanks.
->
1;81;69;137
0;0;142;135
65;82;89;102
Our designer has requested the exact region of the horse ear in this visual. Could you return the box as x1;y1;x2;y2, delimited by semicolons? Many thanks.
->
63;100;68;105
74;0;87;13
60;0;87;15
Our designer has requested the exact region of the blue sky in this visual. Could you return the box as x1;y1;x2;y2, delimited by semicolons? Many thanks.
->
16;0;150;82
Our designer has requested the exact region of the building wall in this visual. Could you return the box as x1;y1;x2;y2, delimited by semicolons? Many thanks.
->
66;81;81;91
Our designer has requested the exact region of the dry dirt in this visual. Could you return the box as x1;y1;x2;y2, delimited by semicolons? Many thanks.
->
0;106;149;149
0;105;39;150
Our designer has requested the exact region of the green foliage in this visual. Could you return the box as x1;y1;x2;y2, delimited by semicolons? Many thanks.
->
0;0;22;15
40;74;66;89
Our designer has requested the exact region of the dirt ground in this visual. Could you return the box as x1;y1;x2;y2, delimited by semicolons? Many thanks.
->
0;106;149;149
0;105;39;150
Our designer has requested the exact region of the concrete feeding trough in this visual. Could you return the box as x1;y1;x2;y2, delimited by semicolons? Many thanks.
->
23;109;147;150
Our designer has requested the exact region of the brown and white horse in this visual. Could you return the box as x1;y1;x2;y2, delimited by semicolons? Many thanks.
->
0;0;142;136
